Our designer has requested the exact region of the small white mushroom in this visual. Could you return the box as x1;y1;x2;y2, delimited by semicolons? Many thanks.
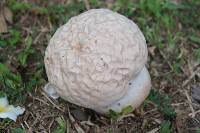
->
44;9;151;114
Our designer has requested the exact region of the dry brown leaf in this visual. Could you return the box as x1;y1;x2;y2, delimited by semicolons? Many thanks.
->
3;7;13;24
0;12;7;33
83;0;90;10
148;46;156;56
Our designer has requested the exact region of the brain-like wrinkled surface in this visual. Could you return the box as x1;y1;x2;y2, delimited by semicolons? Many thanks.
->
44;9;148;111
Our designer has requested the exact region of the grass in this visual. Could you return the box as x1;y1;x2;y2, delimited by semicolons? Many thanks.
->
0;63;24;103
11;128;25;133
0;0;200;132
148;90;176;120
160;121;172;133
53;117;67;133
17;35;35;67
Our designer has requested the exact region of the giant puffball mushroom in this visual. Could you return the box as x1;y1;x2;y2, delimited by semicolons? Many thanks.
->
44;9;151;114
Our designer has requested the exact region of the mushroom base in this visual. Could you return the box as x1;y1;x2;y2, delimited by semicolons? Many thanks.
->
43;67;151;115
94;67;151;114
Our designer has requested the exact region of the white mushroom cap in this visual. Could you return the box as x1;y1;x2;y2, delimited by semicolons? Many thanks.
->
44;9;151;114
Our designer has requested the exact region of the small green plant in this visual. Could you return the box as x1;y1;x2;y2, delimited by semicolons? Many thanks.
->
167;32;176;50
0;118;12;130
48;1;85;24
0;35;7;47
171;62;182;74
113;0;135;17
108;105;133;121
17;36;35;67
179;0;200;29
160;121;172;133
0;29;21;51
8;29;21;46
139;0;162;18
189;36;200;45
196;129;200;133
0;63;25;103
53;117;67;133
11;128;25;133
0;63;22;87
148;90;176;119
90;0;101;8
8;0;32;12
137;0;185;29
194;48;200;61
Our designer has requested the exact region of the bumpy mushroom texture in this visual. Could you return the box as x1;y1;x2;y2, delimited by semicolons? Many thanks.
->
44;9;151;113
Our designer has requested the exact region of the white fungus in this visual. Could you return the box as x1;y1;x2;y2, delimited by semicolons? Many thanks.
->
44;9;151;114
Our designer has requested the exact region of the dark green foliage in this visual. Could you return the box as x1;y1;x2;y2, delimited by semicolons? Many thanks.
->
8;0;32;12
11;128;25;133
17;36;35;67
179;0;200;28
189;36;200;45
194;48;200;61
53;117;67;133
7;29;21;46
160;121;172;133
48;2;86;24
196;129;200;133
0;63;24;103
148;90;176;119
113;0;135;17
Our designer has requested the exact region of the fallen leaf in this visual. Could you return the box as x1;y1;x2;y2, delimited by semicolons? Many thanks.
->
0;12;7;33
148;46;156;56
3;7;13;24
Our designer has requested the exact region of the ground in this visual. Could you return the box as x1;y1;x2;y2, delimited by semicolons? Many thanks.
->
0;0;200;133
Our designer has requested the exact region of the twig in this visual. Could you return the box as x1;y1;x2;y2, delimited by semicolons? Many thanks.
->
171;102;187;106
172;90;180;96
33;32;43;44
184;90;195;118
145;100;157;107
143;108;157;115
24;121;30;129
34;97;50;106
175;117;182;133
159;50;173;72
189;110;200;117
21;123;26;131
48;16;53;31
31;115;39;127
147;127;160;133
152;118;162;124
41;91;64;112
80;121;95;126
48;119;54;133
67;106;85;133
182;67;200;87
117;114;135;121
